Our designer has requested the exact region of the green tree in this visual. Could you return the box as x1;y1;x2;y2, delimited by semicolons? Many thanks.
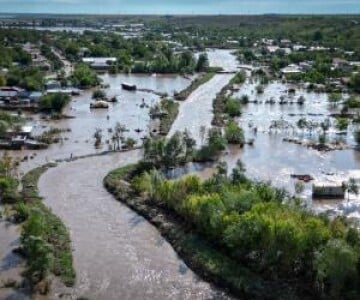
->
225;120;245;144
224;97;241;117
196;53;209;72
315;239;358;298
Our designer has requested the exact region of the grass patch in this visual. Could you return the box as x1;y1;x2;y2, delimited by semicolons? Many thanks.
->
174;72;215;101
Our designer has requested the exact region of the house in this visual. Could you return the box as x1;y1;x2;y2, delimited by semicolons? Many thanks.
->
332;58;352;72
280;39;291;47
28;91;43;103
82;57;117;69
45;80;61;90
266;45;280;53
293;44;307;51
281;64;302;75
3;125;33;140
0;86;23;101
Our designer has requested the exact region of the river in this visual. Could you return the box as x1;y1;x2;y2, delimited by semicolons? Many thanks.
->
38;151;230;300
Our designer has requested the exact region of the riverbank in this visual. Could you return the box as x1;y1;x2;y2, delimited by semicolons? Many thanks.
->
19;164;75;294
104;163;301;299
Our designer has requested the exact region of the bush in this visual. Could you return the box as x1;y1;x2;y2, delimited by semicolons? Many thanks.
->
354;130;360;146
345;96;360;109
225;120;245;145
230;71;246;84
71;64;99;87
224;97;241;117
335;117;349;131
92;89;106;99
195;128;226;161
39;93;70;113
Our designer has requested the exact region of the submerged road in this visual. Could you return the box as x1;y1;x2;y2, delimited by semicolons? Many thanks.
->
168;73;233;145
39;151;229;299
168;49;238;145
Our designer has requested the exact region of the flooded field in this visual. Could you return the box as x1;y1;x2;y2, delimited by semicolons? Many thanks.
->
222;79;360;221
39;151;230;300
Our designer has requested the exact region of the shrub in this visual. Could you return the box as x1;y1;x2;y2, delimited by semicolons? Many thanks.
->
224;97;241;117
39;93;70;113
225;120;245;145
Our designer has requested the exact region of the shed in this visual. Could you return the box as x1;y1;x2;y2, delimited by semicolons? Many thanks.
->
312;181;345;199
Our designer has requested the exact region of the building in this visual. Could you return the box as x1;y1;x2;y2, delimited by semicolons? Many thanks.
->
281;64;303;75
45;80;61;90
82;57;117;69
0;86;23;101
312;181;345;199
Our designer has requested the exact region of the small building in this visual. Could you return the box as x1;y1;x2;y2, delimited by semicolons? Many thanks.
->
82;57;117;69
28;91;43;103
312;181;345;199
45;80;61;90
281;64;303;75
0;86;23;101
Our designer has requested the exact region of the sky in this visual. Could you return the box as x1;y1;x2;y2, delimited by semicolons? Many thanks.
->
0;0;359;15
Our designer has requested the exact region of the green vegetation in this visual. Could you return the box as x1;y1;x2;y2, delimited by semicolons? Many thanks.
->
345;96;360;109
354;130;360;146
0;152;20;203
0;111;24;136
212;84;231;126
155;98;179;135
350;73;360;94
19;165;75;291
0;154;75;294
225;120;245;145
70;63;99;87
35;127;67;145
174;72;215;100
143;131;195;168
92;89;106;99
224;97;241;117
105;160;360;299
335;117;349;131
195;128;226;162
230;71;246;85
328;93;342;106
6;67;44;91
40;44;63;71
39;93;71;113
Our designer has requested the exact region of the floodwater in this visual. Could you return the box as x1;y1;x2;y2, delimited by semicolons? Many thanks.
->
4;73;192;175
0;214;29;300
169;49;238;144
39;151;230;300
220;79;360;221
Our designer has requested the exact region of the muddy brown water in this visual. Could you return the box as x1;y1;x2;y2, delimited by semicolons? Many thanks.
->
0;216;29;300
38;151;230;300
0;50;237;300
